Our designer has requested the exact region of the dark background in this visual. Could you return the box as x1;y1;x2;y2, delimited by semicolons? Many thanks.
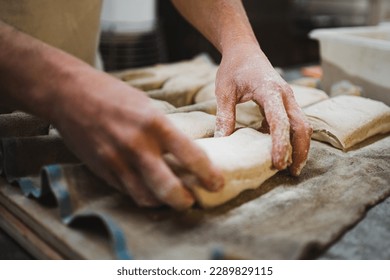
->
158;0;319;67
157;0;371;67
101;0;371;71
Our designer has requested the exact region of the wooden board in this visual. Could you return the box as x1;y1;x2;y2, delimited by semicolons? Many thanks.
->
0;203;63;259
0;179;115;259
1;135;389;260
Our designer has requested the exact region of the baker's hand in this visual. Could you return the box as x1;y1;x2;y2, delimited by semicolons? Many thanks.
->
215;43;312;175
0;19;223;209
53;68;224;210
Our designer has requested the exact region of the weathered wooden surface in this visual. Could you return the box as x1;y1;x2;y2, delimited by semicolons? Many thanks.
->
1;135;389;259
0;203;63;259
0;179;116;259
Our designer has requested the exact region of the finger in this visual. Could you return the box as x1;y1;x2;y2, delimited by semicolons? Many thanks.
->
96;146;162;207
254;91;292;170
258;106;270;133
259;118;270;134
282;90;313;176
215;86;236;137
116;167;162;207
159;121;224;192
137;154;195;210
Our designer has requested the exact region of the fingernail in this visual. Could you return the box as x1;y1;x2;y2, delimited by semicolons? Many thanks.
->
166;188;195;211
291;159;307;177
173;195;195;211
273;154;288;170
294;169;301;176
211;176;224;192
207;170;225;192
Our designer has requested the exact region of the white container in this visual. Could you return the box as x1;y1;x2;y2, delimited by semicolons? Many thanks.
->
101;0;156;33
310;25;390;105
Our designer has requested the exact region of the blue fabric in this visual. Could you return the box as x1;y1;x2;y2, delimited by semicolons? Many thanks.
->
15;164;132;260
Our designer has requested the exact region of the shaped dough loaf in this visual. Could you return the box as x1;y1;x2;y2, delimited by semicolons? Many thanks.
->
164;113;277;207
167;112;216;139
234;85;329;128
290;85;329;107
189;84;329;129
150;99;176;113
112;54;214;91
304;95;390;150
147;66;217;107
179;128;277;208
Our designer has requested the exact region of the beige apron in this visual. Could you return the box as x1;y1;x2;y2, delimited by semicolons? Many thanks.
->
0;0;102;66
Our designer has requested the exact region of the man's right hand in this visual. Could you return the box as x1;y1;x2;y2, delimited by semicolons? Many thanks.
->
53;68;224;210
0;21;223;210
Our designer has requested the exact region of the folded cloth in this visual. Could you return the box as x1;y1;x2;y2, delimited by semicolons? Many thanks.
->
3;134;388;259
0;135;78;181
0;112;50;138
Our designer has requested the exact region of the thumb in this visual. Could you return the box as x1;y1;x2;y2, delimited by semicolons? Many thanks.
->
215;87;236;137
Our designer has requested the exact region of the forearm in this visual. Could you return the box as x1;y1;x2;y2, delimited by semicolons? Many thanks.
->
0;21;225;210
171;0;259;53
0;20;91;121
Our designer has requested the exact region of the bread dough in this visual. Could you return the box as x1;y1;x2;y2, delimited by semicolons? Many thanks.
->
111;54;214;91
289;85;329;107
172;100;264;128
166;114;278;208
181;128;277;208
235;85;328;128
167;112;216;139
194;82;215;103
194;83;328;105
150;99;176;113
190;84;329;129
174;100;217;115
304;95;390;150
146;66;217;107
289;77;320;88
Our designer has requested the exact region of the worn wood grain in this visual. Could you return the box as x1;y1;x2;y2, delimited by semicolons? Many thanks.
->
0;179;115;259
